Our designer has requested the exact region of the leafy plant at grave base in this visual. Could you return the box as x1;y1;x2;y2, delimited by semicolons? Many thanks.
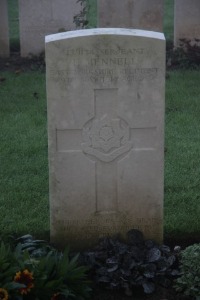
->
174;244;200;299
74;0;89;29
0;235;91;300
80;229;180;296
0;241;28;299
167;39;200;69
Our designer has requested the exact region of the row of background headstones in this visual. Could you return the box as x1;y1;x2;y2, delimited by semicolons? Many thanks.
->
0;0;200;58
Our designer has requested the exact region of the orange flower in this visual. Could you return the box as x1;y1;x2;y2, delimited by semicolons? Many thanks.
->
14;269;34;295
0;288;8;300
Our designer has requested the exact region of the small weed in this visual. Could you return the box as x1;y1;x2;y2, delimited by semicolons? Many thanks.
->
175;244;200;299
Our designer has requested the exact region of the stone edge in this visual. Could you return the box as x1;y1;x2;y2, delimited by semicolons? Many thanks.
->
45;28;165;43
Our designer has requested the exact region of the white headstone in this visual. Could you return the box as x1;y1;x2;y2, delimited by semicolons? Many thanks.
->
174;0;200;47
19;0;81;57
0;0;10;57
46;28;165;249
97;0;164;32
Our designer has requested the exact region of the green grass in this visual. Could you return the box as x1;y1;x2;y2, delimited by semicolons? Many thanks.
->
165;70;200;239
87;0;97;28
164;0;174;40
3;1;200;242
8;0;19;51
0;72;49;238
0;70;200;241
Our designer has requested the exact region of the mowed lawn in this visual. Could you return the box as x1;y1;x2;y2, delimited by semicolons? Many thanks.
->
165;70;200;240
0;70;200;240
0;0;200;241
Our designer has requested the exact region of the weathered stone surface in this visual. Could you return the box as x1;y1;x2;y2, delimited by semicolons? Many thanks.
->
0;0;9;57
174;0;200;47
97;0;163;32
46;28;165;250
19;0;81;57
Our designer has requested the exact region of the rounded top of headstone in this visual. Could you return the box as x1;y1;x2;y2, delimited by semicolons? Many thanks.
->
45;28;165;44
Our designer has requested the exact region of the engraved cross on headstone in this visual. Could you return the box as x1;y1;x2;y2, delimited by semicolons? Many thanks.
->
56;88;156;214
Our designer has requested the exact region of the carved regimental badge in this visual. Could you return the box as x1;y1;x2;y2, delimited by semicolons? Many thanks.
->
82;115;133;162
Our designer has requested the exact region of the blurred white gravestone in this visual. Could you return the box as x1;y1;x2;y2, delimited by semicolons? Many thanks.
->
46;28;165;249
18;0;81;57
0;0;10;57
174;0;200;47
97;0;164;32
